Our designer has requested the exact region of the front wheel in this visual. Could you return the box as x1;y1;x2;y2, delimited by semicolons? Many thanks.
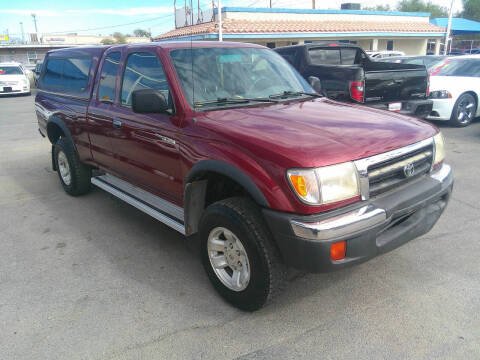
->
450;93;477;127
200;197;286;311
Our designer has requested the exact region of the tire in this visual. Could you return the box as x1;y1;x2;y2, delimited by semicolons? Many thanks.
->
449;93;477;127
199;197;286;311
54;137;91;196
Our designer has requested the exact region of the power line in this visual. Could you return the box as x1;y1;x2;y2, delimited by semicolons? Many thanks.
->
52;13;174;34
6;13;174;36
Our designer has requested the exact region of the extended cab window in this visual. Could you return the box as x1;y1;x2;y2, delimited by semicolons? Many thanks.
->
308;48;360;65
98;52;121;102
42;57;91;92
309;48;340;65
121;52;169;107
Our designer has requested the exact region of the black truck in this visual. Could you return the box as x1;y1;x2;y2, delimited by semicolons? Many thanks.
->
275;43;432;118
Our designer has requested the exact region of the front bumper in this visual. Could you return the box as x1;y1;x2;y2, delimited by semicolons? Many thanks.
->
426;98;455;121
369;99;433;119
263;164;453;273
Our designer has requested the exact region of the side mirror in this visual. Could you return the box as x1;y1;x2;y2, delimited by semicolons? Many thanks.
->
132;89;170;114
308;76;323;94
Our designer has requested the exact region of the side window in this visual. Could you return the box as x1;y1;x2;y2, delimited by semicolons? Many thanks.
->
63;58;91;91
121;52;169;107
43;59;64;88
42;57;91;92
98;52;121;102
308;48;341;65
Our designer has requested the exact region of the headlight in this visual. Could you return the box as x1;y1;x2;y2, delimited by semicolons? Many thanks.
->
433;132;445;167
429;90;452;99
287;162;360;205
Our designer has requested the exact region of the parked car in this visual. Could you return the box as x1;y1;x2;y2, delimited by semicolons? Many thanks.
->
428;55;480;127
33;62;43;86
274;43;432;118
366;50;405;59
35;42;453;310
0;62;31;96
377;55;447;70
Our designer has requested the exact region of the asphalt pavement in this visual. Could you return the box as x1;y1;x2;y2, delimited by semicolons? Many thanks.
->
1;91;479;359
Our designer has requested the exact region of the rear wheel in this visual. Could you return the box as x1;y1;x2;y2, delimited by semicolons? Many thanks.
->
54;137;91;196
450;93;477;127
199;197;285;311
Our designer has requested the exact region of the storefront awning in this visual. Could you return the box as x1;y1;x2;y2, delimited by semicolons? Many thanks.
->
430;17;480;34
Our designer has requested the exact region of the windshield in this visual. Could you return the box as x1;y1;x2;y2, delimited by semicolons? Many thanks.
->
430;58;480;77
0;66;23;75
169;47;313;108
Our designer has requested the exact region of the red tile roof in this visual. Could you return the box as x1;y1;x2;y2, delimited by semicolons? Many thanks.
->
155;19;445;39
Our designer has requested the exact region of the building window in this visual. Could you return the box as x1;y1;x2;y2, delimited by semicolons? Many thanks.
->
387;40;394;51
266;42;276;49
27;51;38;65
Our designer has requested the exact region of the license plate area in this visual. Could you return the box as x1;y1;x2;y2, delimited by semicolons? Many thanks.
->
388;102;402;111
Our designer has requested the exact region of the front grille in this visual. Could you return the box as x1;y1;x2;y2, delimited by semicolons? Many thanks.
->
368;144;433;197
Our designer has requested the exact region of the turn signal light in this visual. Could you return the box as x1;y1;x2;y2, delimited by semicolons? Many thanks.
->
289;175;307;196
330;241;346;261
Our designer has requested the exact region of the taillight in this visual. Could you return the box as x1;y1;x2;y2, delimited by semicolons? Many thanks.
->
350;80;364;102
426;75;430;97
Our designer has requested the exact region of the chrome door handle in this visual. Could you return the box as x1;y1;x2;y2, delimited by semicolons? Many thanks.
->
113;119;122;129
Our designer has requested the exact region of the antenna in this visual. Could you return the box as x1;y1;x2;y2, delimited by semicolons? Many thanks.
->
218;0;223;42
190;0;195;116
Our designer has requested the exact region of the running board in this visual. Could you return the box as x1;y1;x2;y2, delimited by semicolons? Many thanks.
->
91;174;186;235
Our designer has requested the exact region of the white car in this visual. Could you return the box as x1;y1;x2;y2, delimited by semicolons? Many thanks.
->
0;62;31;96
366;50;405;59
428;55;480;127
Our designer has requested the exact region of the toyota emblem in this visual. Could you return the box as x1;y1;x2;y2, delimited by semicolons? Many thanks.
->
403;163;415;178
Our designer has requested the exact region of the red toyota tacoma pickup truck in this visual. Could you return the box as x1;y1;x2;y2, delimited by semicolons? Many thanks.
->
35;42;453;311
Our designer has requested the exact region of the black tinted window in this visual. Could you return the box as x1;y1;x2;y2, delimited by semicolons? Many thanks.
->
340;49;357;65
98;52;121;102
43;59;64;87
42;57;91;92
309;48;340;65
121;52;168;106
277;49;297;66
63;58;90;90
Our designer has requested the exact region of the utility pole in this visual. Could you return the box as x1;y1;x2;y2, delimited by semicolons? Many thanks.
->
218;0;223;41
20;22;25;43
444;0;454;55
270;0;272;8
312;0;316;9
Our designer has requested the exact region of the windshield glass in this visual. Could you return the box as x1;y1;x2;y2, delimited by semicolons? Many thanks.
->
0;66;23;75
170;47;313;108
430;58;480;77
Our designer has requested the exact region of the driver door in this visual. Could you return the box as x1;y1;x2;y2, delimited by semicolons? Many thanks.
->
109;50;184;205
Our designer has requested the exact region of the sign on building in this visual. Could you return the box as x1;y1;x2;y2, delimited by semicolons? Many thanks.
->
0;35;9;42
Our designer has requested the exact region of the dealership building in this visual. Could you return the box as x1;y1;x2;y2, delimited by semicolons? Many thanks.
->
155;6;445;55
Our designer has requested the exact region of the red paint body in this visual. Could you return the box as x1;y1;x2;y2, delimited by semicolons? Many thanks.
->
36;42;438;215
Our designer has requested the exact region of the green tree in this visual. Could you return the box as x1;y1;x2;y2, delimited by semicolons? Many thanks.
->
462;0;480;21
133;29;151;37
100;38;115;45
112;32;127;44
397;0;448;18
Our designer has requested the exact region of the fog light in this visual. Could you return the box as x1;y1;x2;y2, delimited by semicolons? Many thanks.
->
330;241;346;261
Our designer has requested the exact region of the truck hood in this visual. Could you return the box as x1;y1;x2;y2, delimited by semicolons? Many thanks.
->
199;98;437;168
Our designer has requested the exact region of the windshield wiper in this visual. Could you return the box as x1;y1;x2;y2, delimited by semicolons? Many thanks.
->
194;97;278;108
269;91;323;99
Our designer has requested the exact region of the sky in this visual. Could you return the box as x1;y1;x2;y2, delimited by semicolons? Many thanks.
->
0;0;464;39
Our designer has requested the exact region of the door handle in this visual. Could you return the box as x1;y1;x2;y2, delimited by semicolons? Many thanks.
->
113;119;122;129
